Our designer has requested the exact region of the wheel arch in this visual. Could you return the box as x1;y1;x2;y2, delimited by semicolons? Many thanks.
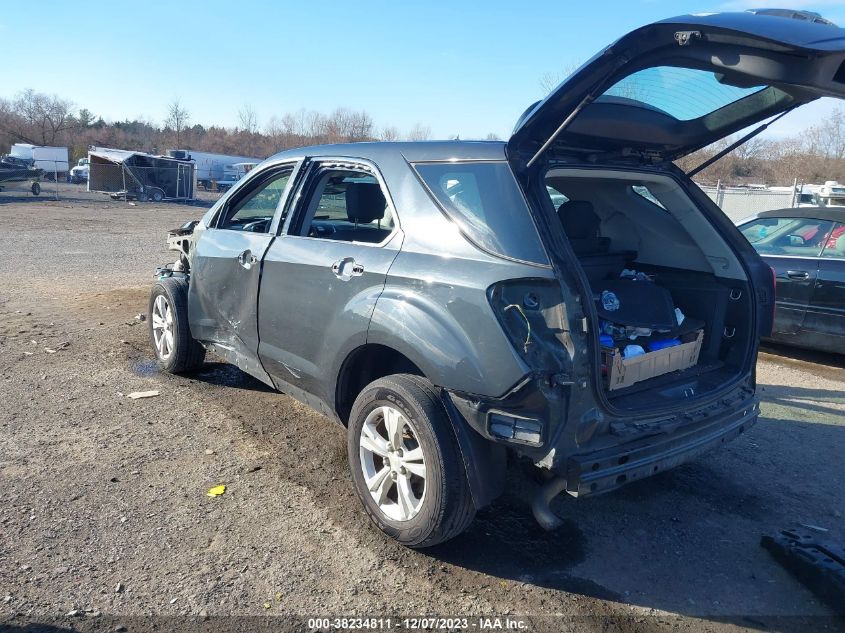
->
335;343;423;425
335;344;508;511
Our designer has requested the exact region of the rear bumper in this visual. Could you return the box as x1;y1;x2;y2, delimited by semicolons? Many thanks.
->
564;398;759;497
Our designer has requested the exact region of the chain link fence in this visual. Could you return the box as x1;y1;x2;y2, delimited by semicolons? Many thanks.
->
698;181;799;222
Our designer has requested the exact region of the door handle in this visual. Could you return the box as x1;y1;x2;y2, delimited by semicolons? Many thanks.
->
331;258;364;280
786;270;810;280
237;250;257;269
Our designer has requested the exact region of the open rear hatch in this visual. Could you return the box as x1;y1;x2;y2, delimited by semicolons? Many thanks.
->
509;11;845;169
507;10;845;413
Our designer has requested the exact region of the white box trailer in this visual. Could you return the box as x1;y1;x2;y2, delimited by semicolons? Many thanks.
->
10;144;70;178
168;150;263;191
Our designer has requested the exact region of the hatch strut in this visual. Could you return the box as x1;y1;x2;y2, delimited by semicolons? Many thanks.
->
527;95;599;169
686;107;797;178
526;57;630;169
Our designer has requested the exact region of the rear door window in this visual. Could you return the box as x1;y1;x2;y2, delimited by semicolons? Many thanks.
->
293;167;396;244
414;162;548;265
821;223;845;258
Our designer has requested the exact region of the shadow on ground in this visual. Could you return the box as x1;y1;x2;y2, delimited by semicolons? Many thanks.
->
175;357;845;629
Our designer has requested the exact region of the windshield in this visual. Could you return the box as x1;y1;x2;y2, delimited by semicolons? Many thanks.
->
414;162;547;265
600;66;768;121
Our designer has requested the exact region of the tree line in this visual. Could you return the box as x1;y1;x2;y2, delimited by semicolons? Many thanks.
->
677;107;845;186
0;90;451;163
4;87;845;187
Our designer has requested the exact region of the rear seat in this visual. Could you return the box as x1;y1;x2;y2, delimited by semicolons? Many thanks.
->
343;182;392;243
558;200;636;284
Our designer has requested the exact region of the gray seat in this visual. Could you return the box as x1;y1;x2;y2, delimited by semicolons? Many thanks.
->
558;200;636;283
344;182;390;243
558;200;611;255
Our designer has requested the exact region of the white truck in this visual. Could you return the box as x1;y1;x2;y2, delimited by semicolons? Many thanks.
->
70;158;90;183
167;150;262;191
10;144;69;179
816;180;845;207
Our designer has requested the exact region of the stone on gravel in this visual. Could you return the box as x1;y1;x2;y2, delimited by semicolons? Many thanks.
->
127;390;159;400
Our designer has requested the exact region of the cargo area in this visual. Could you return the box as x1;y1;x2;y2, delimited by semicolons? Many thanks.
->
545;168;754;411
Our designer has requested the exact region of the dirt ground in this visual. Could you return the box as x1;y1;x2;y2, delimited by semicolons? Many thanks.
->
1;185;844;633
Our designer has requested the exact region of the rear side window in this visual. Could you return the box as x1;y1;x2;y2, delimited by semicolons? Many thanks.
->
414;162;547;265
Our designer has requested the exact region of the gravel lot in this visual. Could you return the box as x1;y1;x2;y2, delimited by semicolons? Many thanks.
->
1;184;843;633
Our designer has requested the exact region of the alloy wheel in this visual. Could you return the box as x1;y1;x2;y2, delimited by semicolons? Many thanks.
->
151;294;175;360
358;405;427;521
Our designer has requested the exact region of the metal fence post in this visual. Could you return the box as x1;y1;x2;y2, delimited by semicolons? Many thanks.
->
792;178;798;207
122;165;127;203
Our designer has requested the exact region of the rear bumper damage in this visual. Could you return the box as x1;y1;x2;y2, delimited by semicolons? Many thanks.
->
448;375;759;529
563;398;759;498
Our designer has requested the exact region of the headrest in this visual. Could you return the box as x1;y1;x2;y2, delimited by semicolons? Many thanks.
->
559;200;600;239
837;233;845;253
346;182;386;223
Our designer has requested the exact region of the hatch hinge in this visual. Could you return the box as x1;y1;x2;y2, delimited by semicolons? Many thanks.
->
674;30;701;46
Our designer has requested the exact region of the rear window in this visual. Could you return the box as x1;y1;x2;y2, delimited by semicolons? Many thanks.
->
414;162;548;265
600;66;767;121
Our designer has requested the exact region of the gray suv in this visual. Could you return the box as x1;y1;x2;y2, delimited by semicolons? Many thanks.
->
149;11;845;546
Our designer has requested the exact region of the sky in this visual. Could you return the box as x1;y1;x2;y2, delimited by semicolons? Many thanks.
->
3;0;845;141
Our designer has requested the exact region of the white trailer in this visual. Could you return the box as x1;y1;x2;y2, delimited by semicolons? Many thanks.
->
10;144;70;178
168;150;263;191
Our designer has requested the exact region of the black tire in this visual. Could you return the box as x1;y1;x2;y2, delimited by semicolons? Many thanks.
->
347;373;476;548
148;277;205;373
31;182;40;196
150;188;164;202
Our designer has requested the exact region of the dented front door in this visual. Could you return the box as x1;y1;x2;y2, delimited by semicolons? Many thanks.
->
188;162;298;383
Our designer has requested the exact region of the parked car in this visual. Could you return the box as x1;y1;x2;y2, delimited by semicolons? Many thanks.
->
148;11;845;546
738;208;845;354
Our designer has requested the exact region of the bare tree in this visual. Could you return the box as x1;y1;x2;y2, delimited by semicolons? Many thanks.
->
380;126;400;141
238;104;259;134
165;99;190;147
407;123;431;141
539;62;581;95
485;132;501;141
13;89;76;145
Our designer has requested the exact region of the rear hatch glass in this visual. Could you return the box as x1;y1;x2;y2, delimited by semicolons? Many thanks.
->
414;161;548;265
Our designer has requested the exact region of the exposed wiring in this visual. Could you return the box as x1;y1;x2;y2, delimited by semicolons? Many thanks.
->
504;303;532;352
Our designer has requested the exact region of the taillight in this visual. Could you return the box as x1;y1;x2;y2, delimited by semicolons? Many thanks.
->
487;279;571;372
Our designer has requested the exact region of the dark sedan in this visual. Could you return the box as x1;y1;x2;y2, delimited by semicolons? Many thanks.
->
738;207;845;354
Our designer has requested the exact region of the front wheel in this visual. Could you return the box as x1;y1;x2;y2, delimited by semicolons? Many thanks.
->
31;182;40;196
347;374;476;548
148;277;205;373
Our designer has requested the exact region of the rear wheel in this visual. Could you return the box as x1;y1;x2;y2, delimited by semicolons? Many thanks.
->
347;374;475;547
150;188;165;202
148;277;205;373
31;182;40;196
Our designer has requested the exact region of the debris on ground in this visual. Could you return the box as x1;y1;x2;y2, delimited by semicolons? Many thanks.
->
127;390;159;400
44;341;70;354
206;485;226;497
134;313;146;322
800;523;830;533
761;528;845;615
